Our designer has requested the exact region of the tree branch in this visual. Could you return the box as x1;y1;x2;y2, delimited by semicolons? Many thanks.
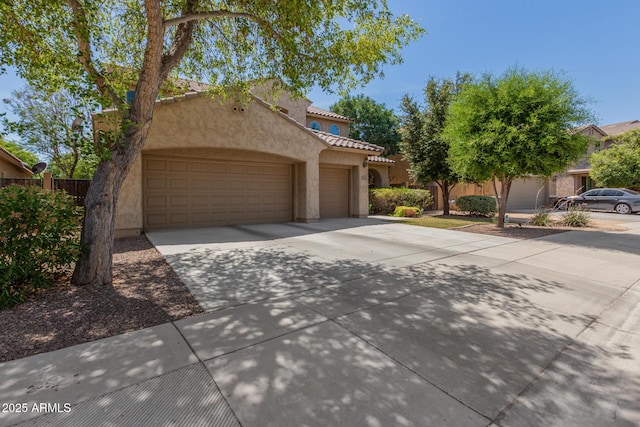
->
164;9;287;45
160;0;196;80
67;0;122;108
163;11;256;29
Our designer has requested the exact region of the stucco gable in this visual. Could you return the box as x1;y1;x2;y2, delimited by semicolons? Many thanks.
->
143;93;329;162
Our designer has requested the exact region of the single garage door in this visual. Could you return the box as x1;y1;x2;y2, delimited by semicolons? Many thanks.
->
143;155;292;229
319;167;349;218
506;178;546;210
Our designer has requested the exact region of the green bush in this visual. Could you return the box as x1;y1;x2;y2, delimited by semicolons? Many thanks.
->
392;206;422;217
561;206;591;227
0;185;82;308
529;209;552;227
369;188;433;214
455;195;497;217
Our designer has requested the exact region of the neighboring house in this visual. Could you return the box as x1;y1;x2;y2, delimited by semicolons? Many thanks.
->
112;87;392;237
390;120;640;211
551;120;640;198
0;145;32;178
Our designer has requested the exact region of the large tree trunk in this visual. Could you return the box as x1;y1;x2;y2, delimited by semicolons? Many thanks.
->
71;127;149;286
68;0;191;286
493;177;513;228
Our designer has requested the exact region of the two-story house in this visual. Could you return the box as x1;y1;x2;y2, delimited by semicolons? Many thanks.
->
112;83;393;237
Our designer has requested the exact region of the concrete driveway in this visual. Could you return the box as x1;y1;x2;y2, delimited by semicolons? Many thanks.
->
2;218;639;426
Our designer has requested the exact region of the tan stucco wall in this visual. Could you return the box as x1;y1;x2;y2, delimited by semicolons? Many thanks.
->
306;117;350;137
319;149;369;217
388;154;415;187
115;95;329;233
369;164;390;188
250;81;312;125
0;156;31;178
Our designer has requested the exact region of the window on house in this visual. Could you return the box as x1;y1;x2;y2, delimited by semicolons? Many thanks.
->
329;124;340;135
309;121;321;131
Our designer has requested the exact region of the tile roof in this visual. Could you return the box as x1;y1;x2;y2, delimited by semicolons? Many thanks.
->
309;129;384;152
367;155;395;164
306;105;352;122
598;120;640;137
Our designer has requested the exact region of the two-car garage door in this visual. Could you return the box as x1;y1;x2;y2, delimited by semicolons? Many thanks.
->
143;155;293;230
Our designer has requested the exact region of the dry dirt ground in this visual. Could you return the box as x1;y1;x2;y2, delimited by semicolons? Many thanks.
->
0;236;204;363
454;213;628;240
0;216;628;363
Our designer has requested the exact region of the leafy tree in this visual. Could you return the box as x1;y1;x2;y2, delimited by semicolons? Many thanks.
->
1;1;424;286
399;72;471;214
330;94;401;154
444;67;592;227
2;85;98;178
590;129;640;187
0;138;40;167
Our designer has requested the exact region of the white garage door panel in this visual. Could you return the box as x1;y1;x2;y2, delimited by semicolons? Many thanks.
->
320;167;350;218
144;156;292;229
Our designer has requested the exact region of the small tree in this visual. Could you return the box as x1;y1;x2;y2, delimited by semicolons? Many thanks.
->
444;67;592;227
330;94;401;154
590;129;640;188
2;85;98;178
399;72;471;214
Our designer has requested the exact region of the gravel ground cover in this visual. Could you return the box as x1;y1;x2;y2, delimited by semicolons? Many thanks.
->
0;236;203;363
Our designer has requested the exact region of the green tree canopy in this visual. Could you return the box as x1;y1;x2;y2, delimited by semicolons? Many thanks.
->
0;138;40;167
444;67;593;227
0;0;424;286
399;72;471;214
3;85;98;178
590;129;640;188
330;94;401;154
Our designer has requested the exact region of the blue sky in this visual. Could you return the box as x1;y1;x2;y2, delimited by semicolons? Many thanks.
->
310;0;640;125
1;0;639;129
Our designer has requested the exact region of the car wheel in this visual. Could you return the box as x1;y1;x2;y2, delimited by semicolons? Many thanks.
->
614;203;632;214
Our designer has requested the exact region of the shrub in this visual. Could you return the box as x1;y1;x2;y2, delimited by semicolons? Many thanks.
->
0;185;82;308
529;209;552;227
561;206;591;227
455;195;497;217
369;188;433;214
392;206;422;217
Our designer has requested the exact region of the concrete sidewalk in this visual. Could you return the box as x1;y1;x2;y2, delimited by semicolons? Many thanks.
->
1;219;639;426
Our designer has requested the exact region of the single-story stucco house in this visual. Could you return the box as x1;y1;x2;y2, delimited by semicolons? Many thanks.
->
112;86;393;237
0;145;32;179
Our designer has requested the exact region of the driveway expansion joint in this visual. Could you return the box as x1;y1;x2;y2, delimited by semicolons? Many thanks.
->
331;318;493;423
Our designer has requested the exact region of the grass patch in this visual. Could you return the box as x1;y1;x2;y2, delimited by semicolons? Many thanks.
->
401;215;493;229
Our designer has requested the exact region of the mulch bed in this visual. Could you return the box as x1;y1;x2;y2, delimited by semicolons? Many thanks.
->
0;236;204;363
455;223;570;239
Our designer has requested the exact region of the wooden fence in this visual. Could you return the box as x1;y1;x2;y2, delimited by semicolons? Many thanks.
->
53;179;92;206
0;178;42;188
0;177;91;206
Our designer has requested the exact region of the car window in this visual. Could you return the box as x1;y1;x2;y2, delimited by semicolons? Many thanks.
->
614;190;625;196
601;190;619;196
583;189;602;197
